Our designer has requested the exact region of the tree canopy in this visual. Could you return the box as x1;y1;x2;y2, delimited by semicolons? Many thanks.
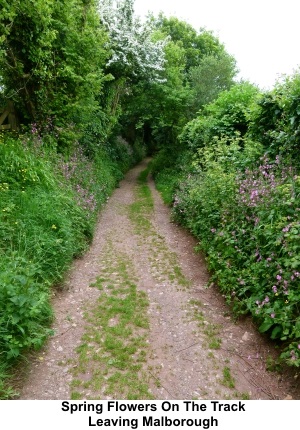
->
0;0;237;154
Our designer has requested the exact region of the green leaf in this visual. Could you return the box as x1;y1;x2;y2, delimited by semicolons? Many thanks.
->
259;320;274;333
271;325;282;339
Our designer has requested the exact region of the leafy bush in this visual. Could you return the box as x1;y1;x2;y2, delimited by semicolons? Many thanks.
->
170;139;300;367
249;72;300;166
0;256;53;360
151;147;189;205
180;82;259;151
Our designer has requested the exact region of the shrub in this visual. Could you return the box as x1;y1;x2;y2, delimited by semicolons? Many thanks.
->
180;82;259;150
0;256;53;360
172;141;300;367
249;72;300;167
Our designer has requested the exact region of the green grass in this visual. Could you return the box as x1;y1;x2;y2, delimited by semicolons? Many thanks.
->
221;366;236;389
128;165;190;290
0;134;126;399
208;337;222;350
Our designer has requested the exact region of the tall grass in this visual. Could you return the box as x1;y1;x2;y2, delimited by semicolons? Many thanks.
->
0;132;129;397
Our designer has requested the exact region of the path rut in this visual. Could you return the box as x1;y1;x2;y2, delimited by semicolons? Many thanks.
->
19;160;299;400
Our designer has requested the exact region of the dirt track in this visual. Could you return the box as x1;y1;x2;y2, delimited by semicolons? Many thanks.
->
20;159;299;400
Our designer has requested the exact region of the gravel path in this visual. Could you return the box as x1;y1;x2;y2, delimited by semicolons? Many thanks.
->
19;160;299;400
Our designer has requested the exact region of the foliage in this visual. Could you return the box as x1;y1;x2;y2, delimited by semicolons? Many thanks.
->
0;0;108;125
180;82;259;151
0;256;53;360
171;142;300;367
249;72;300;166
118;14;237;153
154;72;300;368
151;147;189;205
0;130;126;395
189;53;237;109
155;15;228;73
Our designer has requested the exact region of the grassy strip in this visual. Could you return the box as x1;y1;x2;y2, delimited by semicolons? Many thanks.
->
128;165;189;289
70;245;154;400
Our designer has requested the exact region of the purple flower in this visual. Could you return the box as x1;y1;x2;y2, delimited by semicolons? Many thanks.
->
272;286;277;293
271;313;275;318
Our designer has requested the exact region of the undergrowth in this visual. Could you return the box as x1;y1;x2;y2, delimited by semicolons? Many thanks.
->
0;131;136;398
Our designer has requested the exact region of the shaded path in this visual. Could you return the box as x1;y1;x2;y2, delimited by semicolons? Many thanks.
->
20;160;299;399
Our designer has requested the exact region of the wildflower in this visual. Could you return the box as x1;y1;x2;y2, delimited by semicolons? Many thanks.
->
272;286;277;293
276;274;282;281
51;224;57;230
211;228;216;233
271;313;275;318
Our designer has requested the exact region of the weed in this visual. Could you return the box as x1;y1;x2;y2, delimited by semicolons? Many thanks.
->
70;391;83;400
208;337;222;350
221;366;235;389
266;356;282;373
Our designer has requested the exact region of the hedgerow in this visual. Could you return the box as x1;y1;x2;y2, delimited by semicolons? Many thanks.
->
154;76;300;367
0;130;135;396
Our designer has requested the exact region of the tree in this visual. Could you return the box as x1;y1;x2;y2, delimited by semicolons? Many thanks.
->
0;0;108;125
189;53;237;109
154;15;230;73
98;0;167;83
118;13;238;152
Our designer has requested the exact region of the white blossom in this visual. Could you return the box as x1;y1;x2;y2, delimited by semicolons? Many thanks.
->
98;0;167;82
